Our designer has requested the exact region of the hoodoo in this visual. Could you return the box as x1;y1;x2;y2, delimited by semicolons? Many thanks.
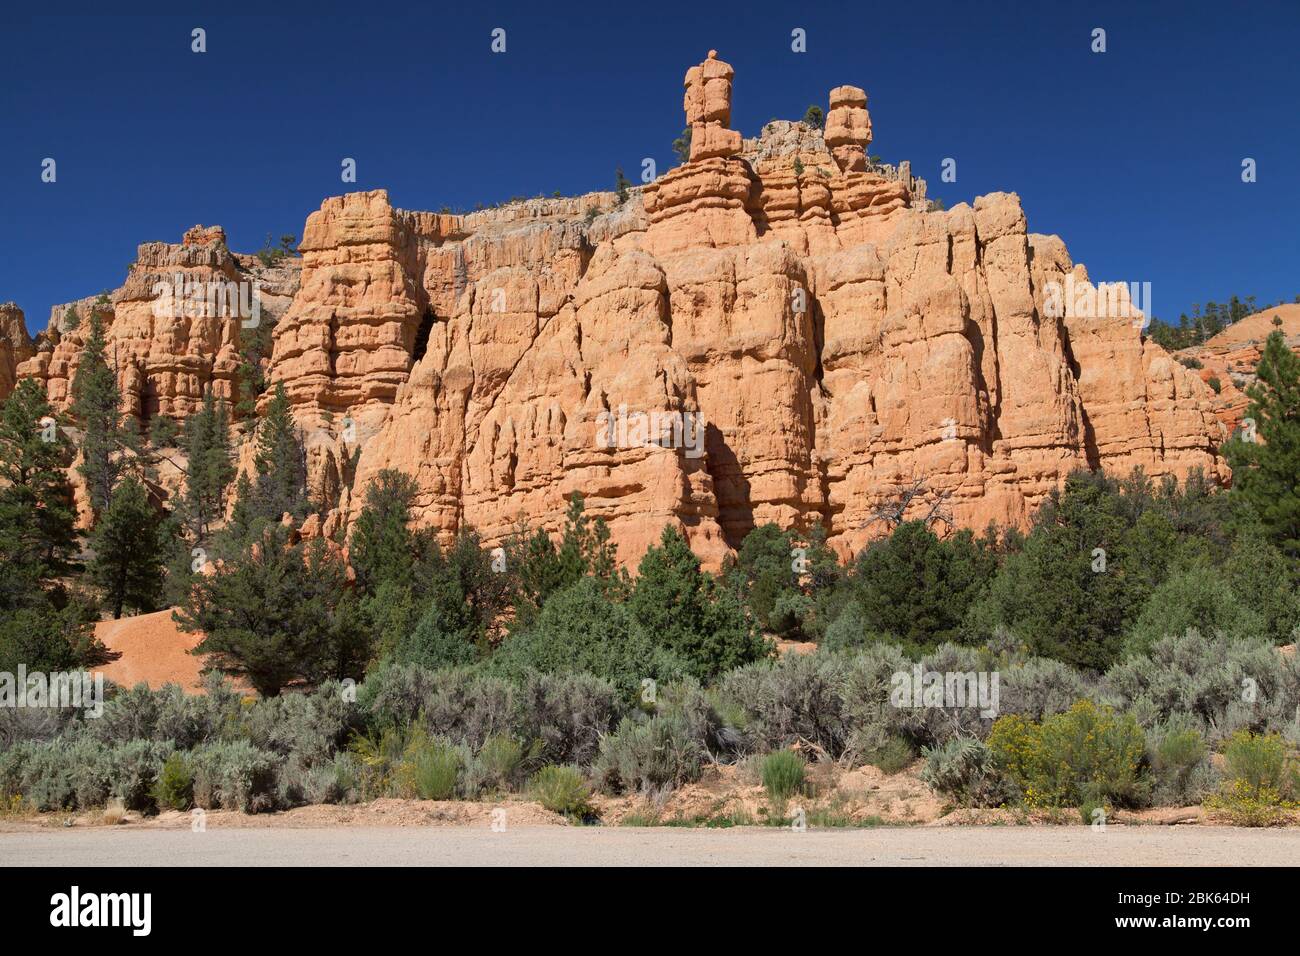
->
8;52;1225;565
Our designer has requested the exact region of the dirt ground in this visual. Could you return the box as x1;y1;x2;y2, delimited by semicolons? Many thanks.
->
1;761;1293;834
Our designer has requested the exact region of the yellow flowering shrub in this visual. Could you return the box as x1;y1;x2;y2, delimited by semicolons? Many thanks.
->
986;700;1146;808
1204;731;1298;826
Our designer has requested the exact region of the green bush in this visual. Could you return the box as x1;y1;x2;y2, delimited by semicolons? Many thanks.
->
1205;779;1295;826
490;578;689;699
1103;628;1300;743
999;657;1092;723
416;671;514;753
594;715;704;795
109;740;173;811
860;736;914;774
1146;715;1215;806
920;737;1011;807
190;741;281;813
1125;565;1264;658
1205;730;1299;826
397;729;462;800
244;682;355;764
513;672;624;767
299;753;361;805
152;752;194;810
839;644;911;759
529;765;592;817
821;603;894;654
760;750;806;802
1222;730;1290;794
717;653;850;756
986;700;1147;808
474;735;531;793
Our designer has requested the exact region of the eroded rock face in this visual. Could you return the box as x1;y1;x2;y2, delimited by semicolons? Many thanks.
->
10;52;1227;566
0;303;35;401
1174;303;1300;438
17;227;300;422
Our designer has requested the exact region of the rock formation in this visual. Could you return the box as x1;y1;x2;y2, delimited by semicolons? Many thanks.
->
0;302;35;401
1175;302;1300;437
18;227;300;422
6;51;1228;566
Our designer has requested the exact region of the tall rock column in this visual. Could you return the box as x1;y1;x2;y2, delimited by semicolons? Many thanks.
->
824;85;872;174
685;50;743;161
644;51;756;255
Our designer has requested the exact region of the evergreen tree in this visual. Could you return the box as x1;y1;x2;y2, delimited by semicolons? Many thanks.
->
847;521;997;649
491;577;689;699
0;381;98;670
0;378;77;577
176;523;367;696
671;128;693;164
1223;330;1300;555
70;311;132;513
180;390;234;540
217;472;260;558
965;470;1179;669
629;525;768;681
350;469;422;596
556;492;620;586
252;382;307;520
505;492;623;621
88;476;164;618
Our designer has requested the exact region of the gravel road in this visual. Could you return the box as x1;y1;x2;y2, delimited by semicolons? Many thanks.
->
5;825;1298;866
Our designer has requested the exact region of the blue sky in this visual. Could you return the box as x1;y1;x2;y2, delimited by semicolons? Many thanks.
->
2;1;1297;335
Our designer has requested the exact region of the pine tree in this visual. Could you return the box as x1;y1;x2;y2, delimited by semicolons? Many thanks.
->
671;128;692;164
176;523;368;695
1224;330;1300;555
629;525;767;681
252;382;307;520
180;390;234;540
70;311;129;513
88;476;164;618
350;469;421;595
0;381;97;670
0;378;77;576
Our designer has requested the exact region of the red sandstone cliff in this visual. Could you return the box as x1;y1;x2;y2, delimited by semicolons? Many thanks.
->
7;51;1226;565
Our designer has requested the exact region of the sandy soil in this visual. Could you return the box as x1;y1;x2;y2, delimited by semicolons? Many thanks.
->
1204;302;1300;347
93;609;209;691
2;761;1291;835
